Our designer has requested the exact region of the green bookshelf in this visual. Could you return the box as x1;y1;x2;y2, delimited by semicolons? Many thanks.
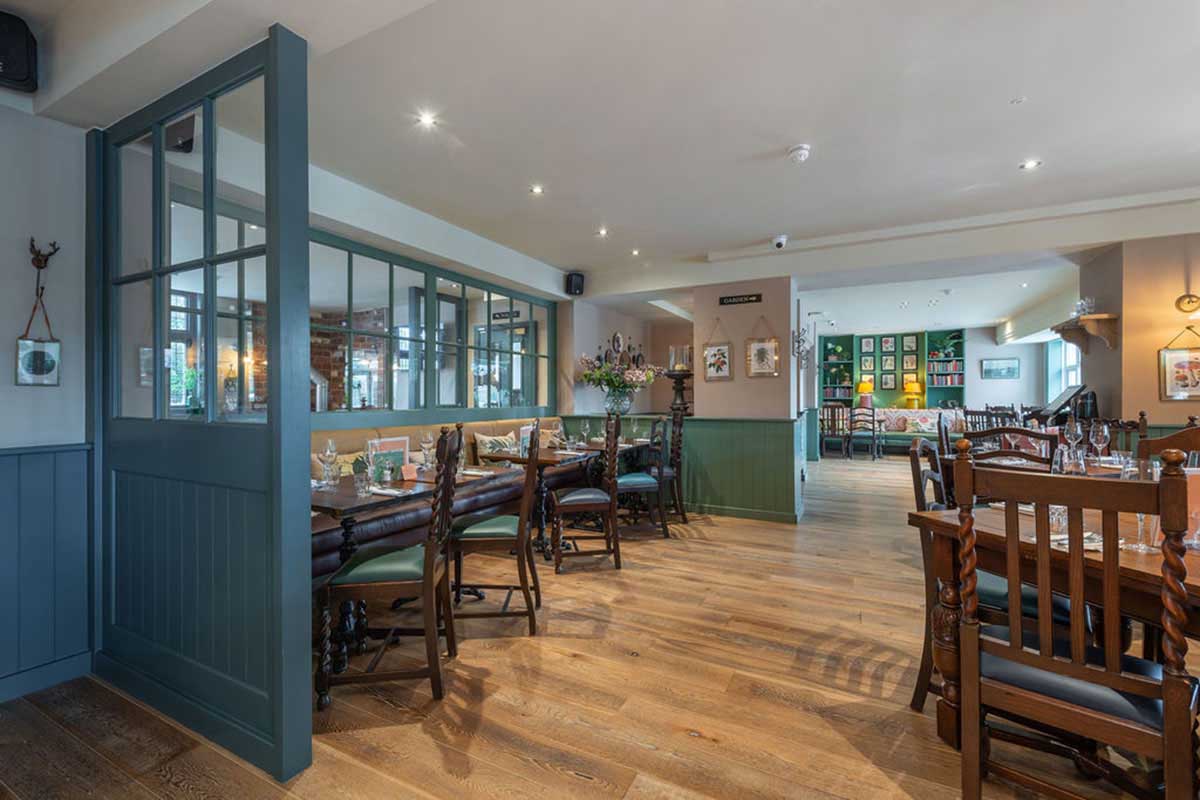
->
925;328;965;409
819;335;854;405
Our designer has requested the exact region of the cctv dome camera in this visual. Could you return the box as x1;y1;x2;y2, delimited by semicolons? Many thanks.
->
772;235;788;250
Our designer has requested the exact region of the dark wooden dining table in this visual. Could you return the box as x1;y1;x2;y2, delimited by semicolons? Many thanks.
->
909;503;1200;749
311;465;521;566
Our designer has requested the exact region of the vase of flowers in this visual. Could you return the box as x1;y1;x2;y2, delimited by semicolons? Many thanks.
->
577;354;662;415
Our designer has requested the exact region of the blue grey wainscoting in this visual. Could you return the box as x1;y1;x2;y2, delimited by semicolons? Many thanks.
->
0;443;91;703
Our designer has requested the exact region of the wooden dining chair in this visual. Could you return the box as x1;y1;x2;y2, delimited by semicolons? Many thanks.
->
1136;424;1200;460
819;404;849;457
936;411;954;457
963;408;991;432
315;424;462;708
550;414;621;572
649;408;687;523
449;418;542;636
616;416;671;538
1084;412;1149;455
908;438;1075;713
964;426;1057;466
845;406;880;460
954;442;1197;799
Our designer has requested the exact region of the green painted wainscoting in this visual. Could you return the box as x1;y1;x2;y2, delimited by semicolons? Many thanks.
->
561;414;806;523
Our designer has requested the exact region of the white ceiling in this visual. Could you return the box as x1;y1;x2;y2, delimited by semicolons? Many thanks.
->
799;258;1078;336
21;0;1200;299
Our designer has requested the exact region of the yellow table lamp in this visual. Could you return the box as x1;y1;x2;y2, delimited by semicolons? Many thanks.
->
904;380;922;409
856;380;874;408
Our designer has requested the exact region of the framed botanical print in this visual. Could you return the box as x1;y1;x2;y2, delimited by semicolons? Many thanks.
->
745;337;780;377
902;372;918;386
881;355;896;371
880;373;896;390
860;337;875;353
902;354;917;370
860;355;875;372
1159;348;1200;400
881;336;896;353
902;334;918;352
703;341;733;381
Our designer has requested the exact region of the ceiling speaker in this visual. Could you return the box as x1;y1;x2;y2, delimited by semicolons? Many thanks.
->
0;12;37;93
565;272;585;296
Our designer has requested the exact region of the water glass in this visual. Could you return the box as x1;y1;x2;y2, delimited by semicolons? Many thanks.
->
1189;510;1200;551
1128;513;1159;553
1049;505;1067;536
353;471;372;498
1051;445;1066;474
1062;449;1087;475
321;461;341;490
581;419;591;444
1187;451;1200;470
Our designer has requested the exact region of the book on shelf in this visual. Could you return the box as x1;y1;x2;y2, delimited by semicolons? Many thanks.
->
926;373;964;387
926;359;963;374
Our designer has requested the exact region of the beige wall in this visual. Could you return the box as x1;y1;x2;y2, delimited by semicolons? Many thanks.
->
648;319;694;412
1119;234;1200;424
557;300;654;414
691;276;797;419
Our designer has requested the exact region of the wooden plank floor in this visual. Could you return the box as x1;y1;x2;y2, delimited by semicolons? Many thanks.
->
0;456;1138;799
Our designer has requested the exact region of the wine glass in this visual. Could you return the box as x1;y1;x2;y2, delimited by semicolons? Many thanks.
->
1188;510;1200;551
1063;417;1083;455
317;438;338;488
420;431;435;472
1129;513;1159;553
581;419;591;445
1187;451;1200;470
1089;422;1110;457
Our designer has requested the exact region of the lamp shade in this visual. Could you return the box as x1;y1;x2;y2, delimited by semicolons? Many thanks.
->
855;381;873;394
904;381;921;393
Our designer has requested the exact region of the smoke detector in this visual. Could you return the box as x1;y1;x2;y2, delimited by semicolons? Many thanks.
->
787;144;812;164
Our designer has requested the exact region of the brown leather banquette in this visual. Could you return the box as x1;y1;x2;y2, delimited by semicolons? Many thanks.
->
310;417;583;578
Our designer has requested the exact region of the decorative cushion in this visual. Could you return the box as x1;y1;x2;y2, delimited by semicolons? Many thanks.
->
539;428;566;450
557;488;610;506
330;544;426;586
474;431;516;456
976;569;1073;627
453;514;520;539
617;472;659;490
979;625;1169;730
310;452;361;480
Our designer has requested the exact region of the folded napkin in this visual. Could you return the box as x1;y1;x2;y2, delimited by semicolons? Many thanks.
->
372;486;415;497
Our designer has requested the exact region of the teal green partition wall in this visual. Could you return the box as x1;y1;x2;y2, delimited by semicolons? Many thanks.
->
91;26;312;780
562;414;805;523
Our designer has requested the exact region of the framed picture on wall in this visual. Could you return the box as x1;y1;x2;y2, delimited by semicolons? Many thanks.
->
1159;347;1200;400
15;338;60;386
980;358;1020;380
745;337;780;377
903;372;918;386
702;341;733;381
902;354;917;370
860;355;875;372
881;336;896;353
880;373;896;390
881;355;896;371
902;334;918;352
859;374;874;390
860;337;875;353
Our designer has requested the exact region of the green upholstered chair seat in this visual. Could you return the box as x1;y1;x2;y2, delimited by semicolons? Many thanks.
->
648;465;675;479
617;472;658;490
977;569;1073;628
453;514;519;539
330;544;426;586
980;625;1171;730
557;488;610;506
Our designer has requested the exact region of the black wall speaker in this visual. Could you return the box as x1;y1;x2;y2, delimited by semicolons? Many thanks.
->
565;271;585;296
0;12;37;93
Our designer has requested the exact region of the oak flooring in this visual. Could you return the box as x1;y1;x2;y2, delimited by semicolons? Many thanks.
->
0;456;1142;798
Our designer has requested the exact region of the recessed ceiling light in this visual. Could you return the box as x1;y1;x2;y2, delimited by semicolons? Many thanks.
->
596;226;608;238
1009;96;1027;105
899;301;909;308
417;110;437;128
529;184;545;196
1019;159;1043;171
631;249;639;256
1020;282;1029;288
248;224;259;230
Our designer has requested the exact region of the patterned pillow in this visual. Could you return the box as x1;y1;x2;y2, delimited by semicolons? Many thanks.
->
474;432;517;456
310;452;360;480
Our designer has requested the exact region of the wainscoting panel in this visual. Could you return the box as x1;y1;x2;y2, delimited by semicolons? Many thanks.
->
561;414;804;522
0;445;92;703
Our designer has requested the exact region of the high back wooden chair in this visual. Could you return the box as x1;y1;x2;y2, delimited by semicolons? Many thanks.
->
936;411;954;457
964;426;1057;466
964;408;991;432
846;406;880;460
649;409;687;523
1136;424;1200;460
449;419;542;635
616;415;671;538
819;404;849;457
550;414;621;572
315;424;463;708
954;442;1197;799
